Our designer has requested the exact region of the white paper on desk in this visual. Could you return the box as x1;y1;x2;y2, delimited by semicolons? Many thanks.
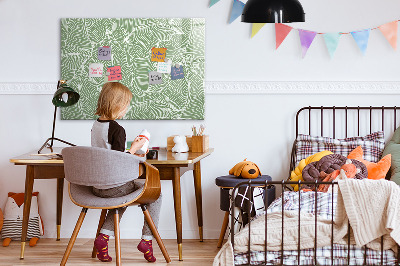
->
89;63;104;77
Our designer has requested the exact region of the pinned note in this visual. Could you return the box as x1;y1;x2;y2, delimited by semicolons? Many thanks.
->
151;47;167;62
157;59;172;73
89;63;103;77
171;65;185;80
149;71;163;85
107;66;122;81
98;46;112;60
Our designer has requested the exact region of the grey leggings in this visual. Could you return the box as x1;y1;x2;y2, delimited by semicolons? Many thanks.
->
92;180;162;240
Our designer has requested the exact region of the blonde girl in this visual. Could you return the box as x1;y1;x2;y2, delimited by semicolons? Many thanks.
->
91;82;161;263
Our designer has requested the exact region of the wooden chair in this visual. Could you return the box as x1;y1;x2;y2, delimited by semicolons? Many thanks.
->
60;146;171;265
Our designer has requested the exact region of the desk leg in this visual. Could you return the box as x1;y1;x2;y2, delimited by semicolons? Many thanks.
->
172;167;183;261
56;178;64;241
20;165;35;259
193;161;203;242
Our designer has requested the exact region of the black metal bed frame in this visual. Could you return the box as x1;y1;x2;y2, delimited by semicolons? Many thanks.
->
230;106;400;266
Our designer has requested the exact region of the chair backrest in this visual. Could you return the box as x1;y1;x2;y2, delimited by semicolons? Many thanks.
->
62;146;145;187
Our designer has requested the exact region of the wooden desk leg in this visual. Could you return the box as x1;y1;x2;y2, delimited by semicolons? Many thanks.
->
56;178;64;241
172;167;183;261
20;165;35;259
193;161;203;242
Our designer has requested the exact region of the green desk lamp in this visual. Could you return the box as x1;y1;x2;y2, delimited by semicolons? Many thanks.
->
38;80;80;154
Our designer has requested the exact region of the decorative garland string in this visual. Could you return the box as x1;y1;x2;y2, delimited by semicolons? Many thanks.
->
281;20;400;35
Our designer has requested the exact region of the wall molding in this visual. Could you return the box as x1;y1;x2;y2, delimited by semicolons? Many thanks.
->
206;81;400;94
1;81;400;95
0;83;56;94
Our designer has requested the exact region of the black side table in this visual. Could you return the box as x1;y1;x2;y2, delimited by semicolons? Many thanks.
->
215;175;275;248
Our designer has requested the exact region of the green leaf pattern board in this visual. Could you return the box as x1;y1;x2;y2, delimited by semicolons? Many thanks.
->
60;18;205;120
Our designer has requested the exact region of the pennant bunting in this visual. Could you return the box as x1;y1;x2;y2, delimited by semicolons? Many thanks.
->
298;29;317;58
378;21;398;50
351;29;370;55
323;33;341;58
251;23;266;38
209;0;220;7
229;0;245;24
275;23;293;49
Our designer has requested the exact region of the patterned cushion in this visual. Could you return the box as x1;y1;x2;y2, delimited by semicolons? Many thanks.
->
295;131;385;166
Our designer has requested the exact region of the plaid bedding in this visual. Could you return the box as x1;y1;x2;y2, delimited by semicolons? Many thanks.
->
234;191;397;265
294;131;385;166
234;244;397;265
266;190;336;220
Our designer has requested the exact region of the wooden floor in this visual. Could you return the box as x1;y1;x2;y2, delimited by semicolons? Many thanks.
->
0;239;221;265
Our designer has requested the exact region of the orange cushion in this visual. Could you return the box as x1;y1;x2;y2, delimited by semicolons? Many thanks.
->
347;146;391;180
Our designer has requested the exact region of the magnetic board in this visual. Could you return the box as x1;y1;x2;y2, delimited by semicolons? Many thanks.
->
60;18;205;120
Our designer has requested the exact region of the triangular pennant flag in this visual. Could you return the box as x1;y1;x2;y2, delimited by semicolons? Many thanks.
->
323;33;341;58
351;29;370;55
251;23;266;38
298;29;317;58
378;21;398;50
275;23;293;49
209;0;220;7
229;0;245;24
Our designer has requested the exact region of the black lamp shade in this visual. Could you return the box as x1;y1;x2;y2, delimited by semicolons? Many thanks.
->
241;0;305;23
52;83;80;107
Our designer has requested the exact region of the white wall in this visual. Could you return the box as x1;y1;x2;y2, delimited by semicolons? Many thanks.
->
1;0;400;240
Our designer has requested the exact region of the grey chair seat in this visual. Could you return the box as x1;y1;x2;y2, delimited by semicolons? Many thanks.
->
69;180;145;208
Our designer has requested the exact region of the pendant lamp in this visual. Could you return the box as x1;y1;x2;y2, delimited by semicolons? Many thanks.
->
38;80;80;154
241;0;305;23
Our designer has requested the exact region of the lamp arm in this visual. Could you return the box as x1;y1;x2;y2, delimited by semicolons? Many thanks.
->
50;105;57;148
37;106;76;154
50;80;61;148
37;106;76;153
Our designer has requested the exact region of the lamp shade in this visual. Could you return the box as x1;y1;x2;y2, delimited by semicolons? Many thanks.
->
241;0;305;23
52;83;80;107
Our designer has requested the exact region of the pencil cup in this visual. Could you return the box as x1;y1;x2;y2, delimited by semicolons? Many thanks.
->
191;135;209;153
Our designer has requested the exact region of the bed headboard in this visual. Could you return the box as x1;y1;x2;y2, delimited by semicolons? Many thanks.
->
290;106;400;179
295;106;400;138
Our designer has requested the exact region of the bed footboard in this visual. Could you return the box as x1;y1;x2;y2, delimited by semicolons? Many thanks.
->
230;180;400;266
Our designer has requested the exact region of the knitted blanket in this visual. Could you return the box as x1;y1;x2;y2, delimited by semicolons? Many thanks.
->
213;179;400;266
335;178;399;251
213;211;342;266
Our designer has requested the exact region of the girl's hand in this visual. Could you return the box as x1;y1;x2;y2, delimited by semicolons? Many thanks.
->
134;148;149;157
129;137;147;154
